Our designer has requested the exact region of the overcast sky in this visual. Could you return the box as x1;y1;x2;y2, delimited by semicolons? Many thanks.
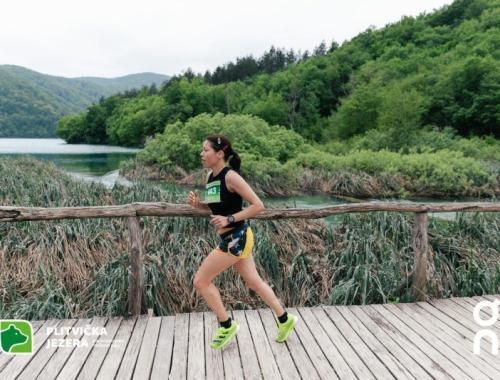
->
1;0;453;78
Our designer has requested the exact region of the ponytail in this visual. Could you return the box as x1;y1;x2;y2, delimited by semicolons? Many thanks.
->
227;149;241;173
206;134;241;173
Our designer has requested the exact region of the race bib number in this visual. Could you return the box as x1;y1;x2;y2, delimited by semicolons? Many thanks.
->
205;181;221;203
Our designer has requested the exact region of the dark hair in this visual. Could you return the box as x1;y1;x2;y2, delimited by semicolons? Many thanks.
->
206;134;241;172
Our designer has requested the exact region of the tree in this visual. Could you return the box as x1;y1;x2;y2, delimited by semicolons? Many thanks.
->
377;86;427;151
313;41;327;56
56;114;86;143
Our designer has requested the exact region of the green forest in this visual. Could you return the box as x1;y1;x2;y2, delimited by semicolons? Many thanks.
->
0;65;168;138
57;0;500;197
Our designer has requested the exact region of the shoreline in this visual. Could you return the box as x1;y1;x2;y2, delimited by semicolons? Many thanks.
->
120;161;499;201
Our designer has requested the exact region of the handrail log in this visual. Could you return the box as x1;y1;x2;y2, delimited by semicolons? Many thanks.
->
0;201;499;222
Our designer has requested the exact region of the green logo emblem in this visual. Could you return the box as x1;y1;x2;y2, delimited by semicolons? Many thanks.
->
205;180;221;204
0;320;33;354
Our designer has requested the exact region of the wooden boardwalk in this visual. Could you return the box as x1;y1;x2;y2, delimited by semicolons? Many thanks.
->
1;295;499;379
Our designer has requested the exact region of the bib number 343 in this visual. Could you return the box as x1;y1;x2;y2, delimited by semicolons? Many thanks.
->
205;181;221;203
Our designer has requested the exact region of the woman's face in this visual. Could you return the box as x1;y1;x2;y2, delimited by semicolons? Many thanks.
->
201;140;223;168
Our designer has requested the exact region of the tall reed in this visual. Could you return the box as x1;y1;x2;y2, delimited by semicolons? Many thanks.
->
0;156;498;319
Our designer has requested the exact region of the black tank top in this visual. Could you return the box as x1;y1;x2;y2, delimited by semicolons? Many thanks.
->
205;166;245;229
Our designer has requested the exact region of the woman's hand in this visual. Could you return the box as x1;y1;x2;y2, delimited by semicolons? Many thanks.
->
210;215;229;228
188;190;201;208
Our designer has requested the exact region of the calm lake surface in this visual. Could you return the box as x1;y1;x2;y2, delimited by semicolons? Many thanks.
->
0;138;139;187
1;138;488;222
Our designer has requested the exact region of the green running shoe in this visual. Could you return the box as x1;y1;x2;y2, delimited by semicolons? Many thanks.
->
209;321;240;349
276;313;298;343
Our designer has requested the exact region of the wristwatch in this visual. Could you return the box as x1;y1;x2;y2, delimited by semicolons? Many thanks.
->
227;214;236;224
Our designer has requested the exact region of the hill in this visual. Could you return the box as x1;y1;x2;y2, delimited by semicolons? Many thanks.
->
57;0;499;148
0;65;169;137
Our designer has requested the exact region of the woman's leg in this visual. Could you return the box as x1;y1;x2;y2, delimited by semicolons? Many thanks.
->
233;254;285;317
193;249;240;322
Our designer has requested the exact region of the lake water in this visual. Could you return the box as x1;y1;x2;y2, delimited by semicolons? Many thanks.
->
1;138;487;222
0;138;139;187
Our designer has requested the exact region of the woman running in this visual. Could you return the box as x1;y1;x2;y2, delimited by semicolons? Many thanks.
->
188;134;298;349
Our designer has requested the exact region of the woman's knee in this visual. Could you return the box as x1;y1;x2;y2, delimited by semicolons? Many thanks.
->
193;273;210;290
245;278;265;292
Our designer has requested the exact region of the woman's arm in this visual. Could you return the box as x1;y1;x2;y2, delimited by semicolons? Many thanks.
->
224;171;265;222
196;200;211;211
187;190;211;211
188;172;212;211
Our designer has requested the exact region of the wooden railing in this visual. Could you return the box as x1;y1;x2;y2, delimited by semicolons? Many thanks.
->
1;201;499;315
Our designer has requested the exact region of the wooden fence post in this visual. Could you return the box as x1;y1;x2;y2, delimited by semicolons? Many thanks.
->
412;212;429;301
127;216;144;316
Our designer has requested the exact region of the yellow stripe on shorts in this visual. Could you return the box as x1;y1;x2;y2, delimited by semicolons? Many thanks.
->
239;227;254;259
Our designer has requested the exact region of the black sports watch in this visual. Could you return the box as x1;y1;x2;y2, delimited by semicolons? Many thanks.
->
227;214;236;224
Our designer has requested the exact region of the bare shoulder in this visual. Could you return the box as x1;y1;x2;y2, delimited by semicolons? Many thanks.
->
225;169;245;192
226;169;244;181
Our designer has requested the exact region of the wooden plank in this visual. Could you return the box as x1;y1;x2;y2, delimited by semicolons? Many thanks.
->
244;309;281;379
77;317;123;380
395;302;500;379
132;316;162;380
312;306;373;379
96;316;137;379
0;319;47;373
36;318;93;379
204;312;224;380
468;295;500;325
412;298;500;370
370;304;475;379
322;306;391;379
115;315;149;379
453;297;500;336
414;302;500;373
16;318;79;379
360;305;454;380
258;309;300;380
169;313;189;380
232;310;262;380
55;317;108;380
362;305;453;379
428;296;500;358
429;298;483;330
431;298;500;335
0;319;66;379
467;296;494;313
288;307;338;379
482;294;500;299
384;301;491;380
350;305;433;380
296;307;355;379
187;312;205;380
221;312;244;380
150;315;175;380
481;294;500;302
336;305;416;379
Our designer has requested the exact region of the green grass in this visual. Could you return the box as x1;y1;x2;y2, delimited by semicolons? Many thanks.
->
0;156;499;319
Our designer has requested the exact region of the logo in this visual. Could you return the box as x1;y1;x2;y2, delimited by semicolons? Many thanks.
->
45;325;113;348
0;320;33;354
473;299;499;355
